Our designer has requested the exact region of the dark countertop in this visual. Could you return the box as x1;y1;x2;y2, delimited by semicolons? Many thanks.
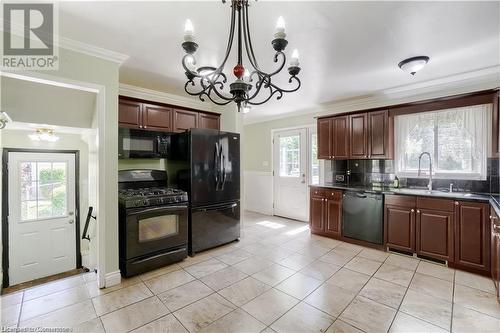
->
491;197;500;216
311;183;491;202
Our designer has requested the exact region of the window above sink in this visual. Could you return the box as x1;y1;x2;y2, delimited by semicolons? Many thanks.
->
394;103;492;180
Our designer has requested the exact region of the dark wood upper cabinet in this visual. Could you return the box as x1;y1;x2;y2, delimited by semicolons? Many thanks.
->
368;110;392;159
416;208;454;262
118;96;220;132
142;104;173;131
317;118;332;159
349;113;368;159
118;99;142;129
174;109;198;132
332;116;349;159
317;110;392;160
491;206;500;298
199;113;220;130
455;202;490;272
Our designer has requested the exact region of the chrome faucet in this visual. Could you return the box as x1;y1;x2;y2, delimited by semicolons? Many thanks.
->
418;152;433;192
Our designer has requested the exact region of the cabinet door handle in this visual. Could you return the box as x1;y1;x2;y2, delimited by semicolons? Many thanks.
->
416;210;420;214
454;201;459;206
411;209;415;213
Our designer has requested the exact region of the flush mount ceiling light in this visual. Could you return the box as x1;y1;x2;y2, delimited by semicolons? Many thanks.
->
0;111;12;129
181;0;302;113
29;128;59;142
398;56;430;75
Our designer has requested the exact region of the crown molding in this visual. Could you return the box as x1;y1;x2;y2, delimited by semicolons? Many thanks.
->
244;66;500;125
3;19;129;64
59;37;129;64
119;83;211;111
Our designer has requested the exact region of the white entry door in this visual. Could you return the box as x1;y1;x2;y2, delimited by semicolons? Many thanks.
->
273;129;308;221
8;152;76;285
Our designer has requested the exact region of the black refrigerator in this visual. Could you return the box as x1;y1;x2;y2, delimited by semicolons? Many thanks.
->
170;128;241;255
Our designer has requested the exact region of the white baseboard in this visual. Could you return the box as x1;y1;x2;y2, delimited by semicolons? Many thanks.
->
104;270;121;288
244;171;273;215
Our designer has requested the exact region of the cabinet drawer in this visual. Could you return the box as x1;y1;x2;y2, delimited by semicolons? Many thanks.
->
385;195;416;208
417;197;455;212
325;190;342;200
310;187;325;198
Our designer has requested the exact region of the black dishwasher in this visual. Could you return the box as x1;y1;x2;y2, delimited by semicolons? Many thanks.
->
342;191;383;244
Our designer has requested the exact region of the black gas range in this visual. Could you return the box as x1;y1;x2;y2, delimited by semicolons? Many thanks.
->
118;170;188;277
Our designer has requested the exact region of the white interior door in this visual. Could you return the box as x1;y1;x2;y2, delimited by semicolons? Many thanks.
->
273;129;308;221
8;152;76;285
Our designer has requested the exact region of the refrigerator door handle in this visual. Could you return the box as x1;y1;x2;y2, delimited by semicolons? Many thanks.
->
221;154;226;190
197;202;238;212
218;143;224;191
214;142;220;189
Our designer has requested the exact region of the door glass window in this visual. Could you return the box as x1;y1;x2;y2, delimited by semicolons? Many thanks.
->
279;135;300;177
139;215;179;242
20;161;68;221
310;133;319;185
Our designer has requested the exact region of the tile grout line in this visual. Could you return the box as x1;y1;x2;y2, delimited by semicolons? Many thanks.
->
450;268;456;332
385;258;419;333
15;291;25;329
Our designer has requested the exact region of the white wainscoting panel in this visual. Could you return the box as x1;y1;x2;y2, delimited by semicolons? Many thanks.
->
244;171;273;215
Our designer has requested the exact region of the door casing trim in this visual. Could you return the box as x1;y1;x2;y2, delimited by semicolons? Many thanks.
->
2;148;81;287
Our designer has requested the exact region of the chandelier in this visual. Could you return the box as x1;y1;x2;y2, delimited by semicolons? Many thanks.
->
181;0;301;113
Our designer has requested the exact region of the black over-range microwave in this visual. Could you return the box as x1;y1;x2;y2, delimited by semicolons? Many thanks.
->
119;128;169;159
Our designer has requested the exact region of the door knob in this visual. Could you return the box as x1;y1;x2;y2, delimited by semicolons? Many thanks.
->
68;220;74;224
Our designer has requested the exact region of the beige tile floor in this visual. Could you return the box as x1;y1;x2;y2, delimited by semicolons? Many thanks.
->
2;211;500;333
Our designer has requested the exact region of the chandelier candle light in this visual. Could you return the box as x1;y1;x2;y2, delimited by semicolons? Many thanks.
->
181;0;302;113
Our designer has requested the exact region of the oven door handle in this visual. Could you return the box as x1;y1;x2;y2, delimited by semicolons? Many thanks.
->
128;205;188;215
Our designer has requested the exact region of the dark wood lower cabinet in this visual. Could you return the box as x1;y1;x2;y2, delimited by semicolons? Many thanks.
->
325;191;342;238
416;209;454;262
454;202;490;272
385;204;415;252
385;196;491;268
310;196;325;233
309;188;342;238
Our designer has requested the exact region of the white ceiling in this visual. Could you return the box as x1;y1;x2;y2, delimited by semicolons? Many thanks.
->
59;1;500;122
1;77;97;128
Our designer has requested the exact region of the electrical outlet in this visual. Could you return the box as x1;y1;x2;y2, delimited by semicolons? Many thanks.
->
335;175;345;182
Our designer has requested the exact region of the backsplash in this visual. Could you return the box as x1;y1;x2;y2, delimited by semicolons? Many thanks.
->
325;158;499;195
